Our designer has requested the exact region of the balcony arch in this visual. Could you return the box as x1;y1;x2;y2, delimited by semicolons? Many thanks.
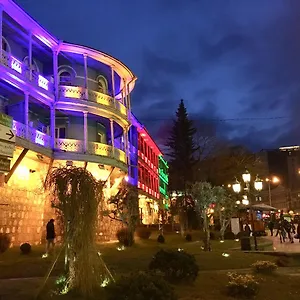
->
23;56;40;73
58;65;77;86
96;75;108;94
2;37;11;53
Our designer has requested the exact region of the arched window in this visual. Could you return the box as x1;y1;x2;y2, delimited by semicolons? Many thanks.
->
23;56;40;80
59;71;72;85
58;66;76;86
96;75;108;94
2;37;10;52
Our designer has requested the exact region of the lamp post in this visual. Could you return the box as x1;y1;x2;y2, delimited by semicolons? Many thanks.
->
232;170;263;251
265;176;280;207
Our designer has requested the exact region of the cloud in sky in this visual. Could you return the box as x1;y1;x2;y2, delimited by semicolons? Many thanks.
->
16;0;300;150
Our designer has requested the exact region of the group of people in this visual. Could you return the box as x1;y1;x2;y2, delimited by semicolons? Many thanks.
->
268;219;300;243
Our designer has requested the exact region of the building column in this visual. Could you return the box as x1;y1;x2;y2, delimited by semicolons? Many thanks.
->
111;66;115;100
52;50;58;100
127;83;131;112
110;119;115;156
24;92;29;139
28;31;32;81
123;126;129;164
50;105;56;149
123;79;127;107
83;54;88;99
0;5;3;61
83;111;88;153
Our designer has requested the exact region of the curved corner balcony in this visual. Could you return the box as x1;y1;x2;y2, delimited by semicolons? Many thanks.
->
55;138;126;164
58;86;128;125
13;120;51;147
1;50;54;100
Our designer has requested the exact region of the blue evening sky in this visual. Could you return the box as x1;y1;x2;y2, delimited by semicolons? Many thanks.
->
15;0;300;150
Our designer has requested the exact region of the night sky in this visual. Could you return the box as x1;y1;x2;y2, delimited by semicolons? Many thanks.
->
16;0;300;151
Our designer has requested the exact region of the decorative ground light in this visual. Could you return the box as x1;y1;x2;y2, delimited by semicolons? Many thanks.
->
222;253;230;257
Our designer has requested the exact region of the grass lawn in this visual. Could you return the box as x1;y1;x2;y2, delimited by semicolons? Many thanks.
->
0;232;300;299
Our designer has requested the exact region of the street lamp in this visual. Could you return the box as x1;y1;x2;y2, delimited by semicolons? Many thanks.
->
265;176;280;206
232;171;262;251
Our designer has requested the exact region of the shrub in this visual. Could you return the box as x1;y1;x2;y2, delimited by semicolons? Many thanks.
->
224;231;235;240
136;227;151;240
20;243;32;255
116;228;134;246
106;271;177;300
185;234;192;242
0;233;11;253
149;249;199;283
251;260;277;274
157;234;165;243
276;256;292;267
227;272;259;298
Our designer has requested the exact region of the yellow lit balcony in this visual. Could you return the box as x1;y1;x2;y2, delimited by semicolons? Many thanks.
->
58;85;128;118
55;138;126;164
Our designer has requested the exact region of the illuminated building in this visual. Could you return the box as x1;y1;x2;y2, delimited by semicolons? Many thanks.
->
127;115;162;224
159;155;169;206
0;0;136;245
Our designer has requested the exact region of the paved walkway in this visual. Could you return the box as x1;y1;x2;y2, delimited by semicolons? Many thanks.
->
265;235;300;252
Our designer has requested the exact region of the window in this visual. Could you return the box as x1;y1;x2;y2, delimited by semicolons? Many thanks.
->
55;127;66;139
23;57;40;74
2;38;8;52
96;76;108;94
59;71;72;85
98;132;104;143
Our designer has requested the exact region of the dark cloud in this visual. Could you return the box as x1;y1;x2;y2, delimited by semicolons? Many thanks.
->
17;0;300;151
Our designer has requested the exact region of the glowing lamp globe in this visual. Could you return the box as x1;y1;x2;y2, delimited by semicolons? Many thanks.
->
232;183;241;193
254;180;263;191
242;171;251;183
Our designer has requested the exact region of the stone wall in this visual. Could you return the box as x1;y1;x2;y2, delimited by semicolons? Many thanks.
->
0;148;51;246
0;149;126;246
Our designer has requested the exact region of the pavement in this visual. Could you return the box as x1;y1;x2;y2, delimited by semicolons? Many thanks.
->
265;234;300;252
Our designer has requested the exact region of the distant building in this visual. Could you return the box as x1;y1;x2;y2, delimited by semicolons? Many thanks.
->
260;146;300;212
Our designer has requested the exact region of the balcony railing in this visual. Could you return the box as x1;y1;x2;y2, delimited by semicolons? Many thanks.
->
1;50;53;92
13;120;51;147
56;139;127;163
58;85;128;117
12;120;126;163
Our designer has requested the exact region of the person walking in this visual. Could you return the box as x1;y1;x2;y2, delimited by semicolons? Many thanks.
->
268;220;274;236
46;219;55;255
297;223;300;243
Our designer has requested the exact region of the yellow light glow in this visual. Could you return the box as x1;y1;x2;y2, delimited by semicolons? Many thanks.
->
15;165;29;180
272;176;280;183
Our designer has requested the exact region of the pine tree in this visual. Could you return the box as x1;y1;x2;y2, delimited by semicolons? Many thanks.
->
167;99;197;192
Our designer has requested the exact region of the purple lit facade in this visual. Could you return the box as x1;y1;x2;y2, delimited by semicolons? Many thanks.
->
0;0;168;234
0;0;137;173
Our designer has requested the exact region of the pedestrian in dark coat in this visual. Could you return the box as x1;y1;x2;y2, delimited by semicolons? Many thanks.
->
46;219;55;254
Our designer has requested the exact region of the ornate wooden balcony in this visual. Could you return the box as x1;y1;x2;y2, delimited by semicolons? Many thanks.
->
58;85;128;118
1;50;53;93
12;121;127;164
55;138;126;163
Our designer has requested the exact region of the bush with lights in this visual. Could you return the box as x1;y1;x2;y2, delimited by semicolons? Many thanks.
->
149;249;199;283
227;272;259;298
105;271;177;300
252;260;277;275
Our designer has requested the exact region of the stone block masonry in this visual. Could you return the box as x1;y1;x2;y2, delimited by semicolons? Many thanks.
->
0;147;124;246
